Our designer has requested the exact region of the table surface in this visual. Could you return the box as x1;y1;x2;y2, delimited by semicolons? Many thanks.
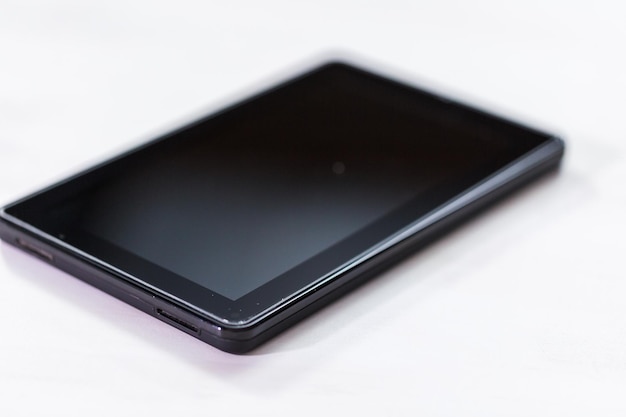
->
1;1;625;416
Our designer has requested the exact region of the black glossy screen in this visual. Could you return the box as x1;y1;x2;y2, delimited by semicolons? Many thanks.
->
7;63;549;307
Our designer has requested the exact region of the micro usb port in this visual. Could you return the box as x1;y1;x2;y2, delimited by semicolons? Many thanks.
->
156;308;200;334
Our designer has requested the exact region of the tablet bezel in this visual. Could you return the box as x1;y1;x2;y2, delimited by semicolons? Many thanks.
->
0;62;563;329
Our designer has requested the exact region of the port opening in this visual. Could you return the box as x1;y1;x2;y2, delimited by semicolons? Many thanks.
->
156;308;200;334
16;238;53;262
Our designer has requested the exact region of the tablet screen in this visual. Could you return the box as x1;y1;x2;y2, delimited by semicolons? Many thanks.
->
6;63;551;318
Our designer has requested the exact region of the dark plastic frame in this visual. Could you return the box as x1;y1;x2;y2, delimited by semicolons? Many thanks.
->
0;61;565;353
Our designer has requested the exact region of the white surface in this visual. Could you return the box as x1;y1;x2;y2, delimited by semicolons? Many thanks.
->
1;1;626;415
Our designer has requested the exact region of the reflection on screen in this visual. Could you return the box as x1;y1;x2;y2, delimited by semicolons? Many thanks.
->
29;65;544;300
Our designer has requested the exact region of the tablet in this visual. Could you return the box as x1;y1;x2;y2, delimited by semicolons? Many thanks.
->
0;61;564;353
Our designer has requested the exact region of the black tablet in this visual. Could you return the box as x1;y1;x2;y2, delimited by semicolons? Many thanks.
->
0;61;564;353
